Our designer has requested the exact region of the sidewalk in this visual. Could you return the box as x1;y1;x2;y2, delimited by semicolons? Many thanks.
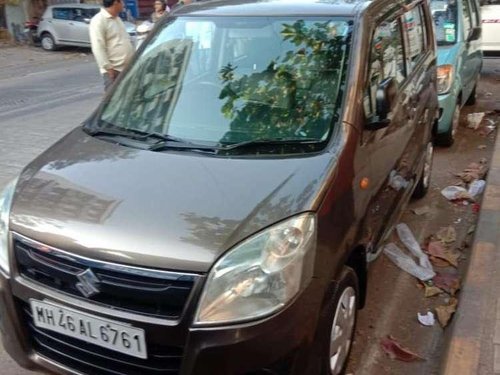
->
441;126;500;373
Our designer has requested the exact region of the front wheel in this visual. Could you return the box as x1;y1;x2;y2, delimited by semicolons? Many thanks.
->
322;267;359;375
412;141;433;199
435;102;460;147
41;33;56;51
465;84;477;106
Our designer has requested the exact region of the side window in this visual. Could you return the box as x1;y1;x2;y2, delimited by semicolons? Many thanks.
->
403;6;428;69
73;8;85;22
462;0;473;37
364;19;406;117
52;8;72;20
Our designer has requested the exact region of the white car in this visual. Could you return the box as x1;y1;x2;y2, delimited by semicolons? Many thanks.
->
481;0;500;55
37;4;137;51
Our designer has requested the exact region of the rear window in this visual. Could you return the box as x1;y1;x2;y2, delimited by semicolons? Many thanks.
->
431;0;458;44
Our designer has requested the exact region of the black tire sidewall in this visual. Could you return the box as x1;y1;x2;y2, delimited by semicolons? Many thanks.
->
319;267;359;375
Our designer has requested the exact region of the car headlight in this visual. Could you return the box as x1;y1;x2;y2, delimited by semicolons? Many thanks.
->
195;213;316;325
437;64;454;94
0;178;18;274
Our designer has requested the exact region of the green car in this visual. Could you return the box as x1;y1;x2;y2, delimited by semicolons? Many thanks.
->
431;0;483;146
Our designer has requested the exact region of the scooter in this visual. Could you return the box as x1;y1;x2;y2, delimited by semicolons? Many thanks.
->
24;18;40;46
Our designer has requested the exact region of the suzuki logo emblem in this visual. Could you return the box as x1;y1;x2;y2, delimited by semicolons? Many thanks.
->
76;268;100;298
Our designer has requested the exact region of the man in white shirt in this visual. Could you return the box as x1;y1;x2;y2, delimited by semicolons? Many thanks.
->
89;0;134;90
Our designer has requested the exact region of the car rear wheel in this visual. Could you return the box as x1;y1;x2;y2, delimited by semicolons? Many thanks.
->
412;141;433;199
322;267;359;375
435;102;460;147
41;33;56;51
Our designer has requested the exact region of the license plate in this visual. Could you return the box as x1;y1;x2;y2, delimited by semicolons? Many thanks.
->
30;299;147;359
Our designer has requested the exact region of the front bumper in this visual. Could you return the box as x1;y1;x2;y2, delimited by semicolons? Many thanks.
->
0;267;322;375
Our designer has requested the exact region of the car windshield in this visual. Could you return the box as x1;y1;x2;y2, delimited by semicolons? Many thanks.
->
431;0;458;45
97;16;352;153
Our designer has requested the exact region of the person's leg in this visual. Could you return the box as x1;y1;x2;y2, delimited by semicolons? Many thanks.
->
103;72;113;91
102;70;120;91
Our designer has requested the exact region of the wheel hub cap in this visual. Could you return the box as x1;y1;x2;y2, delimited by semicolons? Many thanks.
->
330;286;356;374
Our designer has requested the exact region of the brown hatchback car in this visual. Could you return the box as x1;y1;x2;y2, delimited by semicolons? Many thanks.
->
0;0;438;373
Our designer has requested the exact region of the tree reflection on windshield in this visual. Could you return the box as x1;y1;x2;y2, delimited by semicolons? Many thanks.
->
99;17;352;152
218;20;351;144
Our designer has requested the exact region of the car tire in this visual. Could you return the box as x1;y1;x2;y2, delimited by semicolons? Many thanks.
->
435;102;460;147
320;267;359;375
465;84;477;106
412;141;433;199
41;33;57;51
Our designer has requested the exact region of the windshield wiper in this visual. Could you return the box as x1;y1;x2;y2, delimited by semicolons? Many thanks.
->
218;138;323;151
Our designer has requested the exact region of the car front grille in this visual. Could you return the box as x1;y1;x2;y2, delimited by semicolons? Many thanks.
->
14;234;198;319
18;299;183;375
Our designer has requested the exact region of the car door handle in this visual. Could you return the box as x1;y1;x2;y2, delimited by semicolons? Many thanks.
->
69;22;74;25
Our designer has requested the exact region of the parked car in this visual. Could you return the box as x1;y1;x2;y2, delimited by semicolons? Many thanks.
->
481;0;500;55
430;0;483;146
0;0;437;373
37;4;137;51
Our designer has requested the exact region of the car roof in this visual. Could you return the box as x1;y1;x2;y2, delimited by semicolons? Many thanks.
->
47;3;101;9
173;0;370;17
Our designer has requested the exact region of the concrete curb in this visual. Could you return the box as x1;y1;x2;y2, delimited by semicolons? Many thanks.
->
441;130;500;375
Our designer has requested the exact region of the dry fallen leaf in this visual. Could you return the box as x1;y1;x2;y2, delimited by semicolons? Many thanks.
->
427;242;460;267
436;298;458;328
433;272;460;295
436;227;457;244
424;285;444;298
380;335;425;362
430;256;451;268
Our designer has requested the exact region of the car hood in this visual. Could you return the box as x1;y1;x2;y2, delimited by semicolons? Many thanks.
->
437;45;459;66
10;128;336;273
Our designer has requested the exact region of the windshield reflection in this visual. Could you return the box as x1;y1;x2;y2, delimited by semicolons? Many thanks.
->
99;17;352;152
431;0;458;44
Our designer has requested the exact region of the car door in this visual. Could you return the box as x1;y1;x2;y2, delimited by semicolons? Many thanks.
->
460;0;480;100
67;8;92;45
401;4;435;177
468;0;483;84
360;14;415;255
51;7;73;43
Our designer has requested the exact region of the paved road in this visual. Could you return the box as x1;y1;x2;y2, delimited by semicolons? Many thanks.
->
0;47;498;374
0;46;101;189
0;47;100;374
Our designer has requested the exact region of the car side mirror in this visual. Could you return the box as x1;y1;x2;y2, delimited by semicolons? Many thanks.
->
467;26;481;42
366;77;397;131
83;17;91;24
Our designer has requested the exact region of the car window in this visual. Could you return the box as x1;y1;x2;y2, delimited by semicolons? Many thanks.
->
403;6;428;70
364;19;406;118
462;0;473;37
73;8;85;22
99;16;353;150
52;8;72;21
431;0;458;44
